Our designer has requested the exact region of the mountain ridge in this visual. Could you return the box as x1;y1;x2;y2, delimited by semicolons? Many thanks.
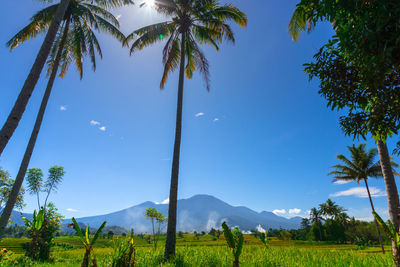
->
66;194;302;232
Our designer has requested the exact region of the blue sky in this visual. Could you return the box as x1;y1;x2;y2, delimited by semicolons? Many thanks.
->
0;0;398;221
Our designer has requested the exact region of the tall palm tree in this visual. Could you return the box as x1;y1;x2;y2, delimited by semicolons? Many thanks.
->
124;0;247;258
309;207;324;241
329;143;399;254
0;0;71;157
0;0;132;237
0;0;132;156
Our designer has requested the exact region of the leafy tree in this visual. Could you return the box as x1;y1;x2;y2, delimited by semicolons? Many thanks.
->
330;144;399;253
125;0;247;259
26;168;44;209
0;0;132;239
0;168;24;212
43;166;65;208
289;1;400;261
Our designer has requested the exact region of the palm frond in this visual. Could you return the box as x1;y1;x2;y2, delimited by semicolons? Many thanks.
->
7;4;59;50
160;36;181;88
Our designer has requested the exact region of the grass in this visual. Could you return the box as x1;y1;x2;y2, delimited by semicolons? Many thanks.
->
0;234;393;266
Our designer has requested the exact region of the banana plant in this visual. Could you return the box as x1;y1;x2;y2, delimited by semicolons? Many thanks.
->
222;222;244;267
373;211;399;252
111;229;136;267
258;230;270;248
22;209;44;232
71;217;106;267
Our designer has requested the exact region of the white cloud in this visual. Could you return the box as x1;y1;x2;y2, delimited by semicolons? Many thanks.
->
90;120;100;126
334;180;352;185
273;209;286;215
330;186;386;198
59;105;67;111
116;14;122;20
155;198;169;205
213;118;219;122
66;208;79;212
99;126;106;131
195;112;205;117
289;208;301;215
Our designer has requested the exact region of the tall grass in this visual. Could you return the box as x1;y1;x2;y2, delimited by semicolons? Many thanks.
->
0;245;392;266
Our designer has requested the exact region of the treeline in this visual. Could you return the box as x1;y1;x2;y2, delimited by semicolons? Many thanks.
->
264;199;388;246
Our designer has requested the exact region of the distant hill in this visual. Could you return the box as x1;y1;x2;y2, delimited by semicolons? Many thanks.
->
62;194;302;233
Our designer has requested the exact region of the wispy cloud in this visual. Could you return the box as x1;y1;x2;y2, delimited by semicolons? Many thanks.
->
213;118;219;122
66;208;79;212
289;208;301;215
330;186;386;198
333;180;352;185
90;120;100;126
273;209;286;215
59;105;67;111
195;112;205;117
99;126;106;132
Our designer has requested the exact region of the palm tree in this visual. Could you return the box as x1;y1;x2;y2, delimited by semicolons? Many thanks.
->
124;0;247;258
309;207;324;241
319;199;345;220
0;0;133;156
0;0;132;237
329;143;399;254
0;0;71;157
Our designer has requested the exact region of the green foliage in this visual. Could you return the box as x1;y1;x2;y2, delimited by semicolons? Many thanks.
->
143;208;166;250
25;166;66;210
373;212;400;249
222;222;243;267
125;0;248;90
0;167;25;211
23;205;62;261
71;217;106;267
258;230;269;247
111;229;136;267
26;169;43;195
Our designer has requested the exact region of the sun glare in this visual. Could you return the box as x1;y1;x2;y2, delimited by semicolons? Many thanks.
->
145;0;155;7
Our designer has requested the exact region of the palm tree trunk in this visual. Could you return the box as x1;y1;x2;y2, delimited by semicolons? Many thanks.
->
0;20;70;238
0;0;71;157
164;33;186;260
364;178;385;254
377;140;400;264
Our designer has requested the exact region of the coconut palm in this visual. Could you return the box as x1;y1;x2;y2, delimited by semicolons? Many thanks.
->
0;0;132;156
124;0;247;258
319;199;345;220
329;143;399;254
0;0;71;157
0;0;132;238
309;207;324;240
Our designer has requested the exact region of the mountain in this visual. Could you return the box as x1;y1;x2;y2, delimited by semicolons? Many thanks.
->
64;194;301;233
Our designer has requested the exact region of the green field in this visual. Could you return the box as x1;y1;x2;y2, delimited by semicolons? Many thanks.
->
0;234;393;266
